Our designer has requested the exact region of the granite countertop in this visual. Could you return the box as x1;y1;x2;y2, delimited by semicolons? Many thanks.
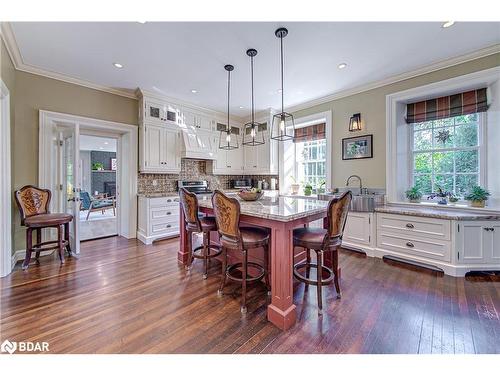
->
375;205;500;220
196;193;329;222
137;192;178;198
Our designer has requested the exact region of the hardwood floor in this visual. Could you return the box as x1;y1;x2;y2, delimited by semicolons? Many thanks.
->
1;236;499;354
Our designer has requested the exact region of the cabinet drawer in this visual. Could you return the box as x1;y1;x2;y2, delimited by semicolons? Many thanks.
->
377;231;451;262
377;213;450;241
151;221;179;235
150;207;179;221
149;196;179;208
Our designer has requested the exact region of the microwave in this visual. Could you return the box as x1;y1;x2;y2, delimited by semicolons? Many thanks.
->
231;178;253;189
145;100;178;124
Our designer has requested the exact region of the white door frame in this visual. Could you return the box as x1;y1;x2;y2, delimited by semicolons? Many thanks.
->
0;79;12;277
39;110;138;244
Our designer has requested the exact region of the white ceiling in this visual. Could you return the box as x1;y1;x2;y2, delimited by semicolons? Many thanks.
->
10;22;500;116
80;135;116;152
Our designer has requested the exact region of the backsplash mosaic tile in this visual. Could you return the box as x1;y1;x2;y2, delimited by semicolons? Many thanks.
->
137;159;278;195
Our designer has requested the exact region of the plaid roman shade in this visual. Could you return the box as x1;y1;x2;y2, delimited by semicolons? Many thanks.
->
293;123;326;143
405;88;488;124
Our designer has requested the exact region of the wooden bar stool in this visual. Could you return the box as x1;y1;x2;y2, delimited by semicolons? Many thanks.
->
179;188;222;279
211;190;270;314
293;191;352;314
14;185;74;270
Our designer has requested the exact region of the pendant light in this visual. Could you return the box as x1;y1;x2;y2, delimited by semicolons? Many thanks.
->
219;64;239;150
243;48;265;146
271;27;295;141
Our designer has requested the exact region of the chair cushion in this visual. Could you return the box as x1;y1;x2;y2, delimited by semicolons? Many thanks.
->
25;213;73;227
92;200;114;209
200;216;217;231
240;227;269;246
293;227;342;249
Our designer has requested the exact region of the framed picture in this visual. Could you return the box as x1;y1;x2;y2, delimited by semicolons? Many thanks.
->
111;158;117;171
342;134;373;160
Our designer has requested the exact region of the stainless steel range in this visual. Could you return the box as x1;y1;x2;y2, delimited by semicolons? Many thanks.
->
177;180;213;195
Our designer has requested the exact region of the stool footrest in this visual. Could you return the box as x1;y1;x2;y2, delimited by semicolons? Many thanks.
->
293;262;335;285
192;244;222;259
32;239;70;253
226;262;265;283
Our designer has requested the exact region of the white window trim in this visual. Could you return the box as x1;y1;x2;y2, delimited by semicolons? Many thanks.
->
279;110;332;193
409;113;486;198
386;66;500;204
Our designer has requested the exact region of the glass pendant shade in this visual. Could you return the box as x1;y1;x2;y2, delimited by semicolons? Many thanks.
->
242;48;266;146
219;64;239;150
349;113;362;132
271;27;295;142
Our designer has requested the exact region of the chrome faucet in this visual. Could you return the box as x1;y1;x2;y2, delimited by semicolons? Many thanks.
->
346;175;363;194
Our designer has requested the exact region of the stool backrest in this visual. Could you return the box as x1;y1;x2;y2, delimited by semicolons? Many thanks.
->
211;190;241;243
179;187;202;231
15;185;51;225
326;190;352;239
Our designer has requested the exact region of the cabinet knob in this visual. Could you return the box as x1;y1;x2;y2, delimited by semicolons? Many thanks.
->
167;212;171;215
167;199;172;202
166;224;171;228
406;223;414;229
406;241;415;248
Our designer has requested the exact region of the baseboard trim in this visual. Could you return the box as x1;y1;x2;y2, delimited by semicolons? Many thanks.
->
11;249;55;268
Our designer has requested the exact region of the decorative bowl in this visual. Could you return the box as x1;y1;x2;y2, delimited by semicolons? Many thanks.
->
237;190;264;201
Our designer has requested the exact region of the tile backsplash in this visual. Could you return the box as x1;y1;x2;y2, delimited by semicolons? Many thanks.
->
138;159;278;195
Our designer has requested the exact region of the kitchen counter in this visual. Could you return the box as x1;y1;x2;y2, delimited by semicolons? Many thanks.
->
197;193;328;222
137;192;178;198
375;205;500;220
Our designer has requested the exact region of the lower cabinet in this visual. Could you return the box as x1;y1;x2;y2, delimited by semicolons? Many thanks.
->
342;212;374;251
137;195;180;245
456;221;500;264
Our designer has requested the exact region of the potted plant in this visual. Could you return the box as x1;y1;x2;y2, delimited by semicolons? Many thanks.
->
289;176;300;195
317;180;326;194
303;183;313;196
464;185;490;208
449;194;459;203
92;162;104;171
427;187;450;205
405;186;422;203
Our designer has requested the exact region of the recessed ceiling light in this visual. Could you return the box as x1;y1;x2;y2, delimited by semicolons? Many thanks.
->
338;63;347;69
442;21;455;28
99;147;104;150
239;106;244;109
137;21;146;24
277;89;282;94
104;142;109;145
191;89;198;93
113;62;123;69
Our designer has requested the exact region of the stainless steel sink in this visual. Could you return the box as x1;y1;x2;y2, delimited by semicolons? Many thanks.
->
317;192;384;212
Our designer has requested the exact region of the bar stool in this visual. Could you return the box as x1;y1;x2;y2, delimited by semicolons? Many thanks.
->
211;190;270;314
293;191;352;314
14;185;73;270
179;188;222;279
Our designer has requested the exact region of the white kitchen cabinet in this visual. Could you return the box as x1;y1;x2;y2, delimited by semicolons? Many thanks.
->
343;212;374;250
140;124;181;174
137;196;180;244
142;98;180;126
211;125;245;174
456;221;500;264
242;122;278;175
182;110;215;131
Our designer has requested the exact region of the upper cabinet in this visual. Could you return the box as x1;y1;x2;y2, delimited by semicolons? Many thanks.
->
181;111;215;131
140;124;181;173
142;98;181;126
242;121;279;175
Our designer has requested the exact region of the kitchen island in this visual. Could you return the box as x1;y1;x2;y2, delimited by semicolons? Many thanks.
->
178;194;331;330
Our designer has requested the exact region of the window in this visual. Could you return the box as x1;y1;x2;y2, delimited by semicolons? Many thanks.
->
411;113;482;197
295;139;327;189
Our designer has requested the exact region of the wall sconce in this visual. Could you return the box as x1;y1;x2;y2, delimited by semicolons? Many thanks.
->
349;113;362;132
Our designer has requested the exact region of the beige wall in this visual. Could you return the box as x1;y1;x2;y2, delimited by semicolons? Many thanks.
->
11;70;138;252
294;53;500;189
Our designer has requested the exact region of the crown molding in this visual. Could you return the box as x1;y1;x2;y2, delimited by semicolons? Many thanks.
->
283;43;500;114
0;22;137;99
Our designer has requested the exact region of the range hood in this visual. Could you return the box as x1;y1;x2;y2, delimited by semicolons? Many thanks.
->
180;128;217;160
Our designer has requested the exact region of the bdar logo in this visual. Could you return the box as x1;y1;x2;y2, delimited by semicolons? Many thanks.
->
1;339;17;354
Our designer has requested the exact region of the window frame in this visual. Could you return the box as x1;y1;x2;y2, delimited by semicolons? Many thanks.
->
294;138;327;190
408;113;487;199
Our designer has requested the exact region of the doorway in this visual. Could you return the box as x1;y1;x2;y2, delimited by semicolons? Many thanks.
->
78;134;119;241
39;110;138;256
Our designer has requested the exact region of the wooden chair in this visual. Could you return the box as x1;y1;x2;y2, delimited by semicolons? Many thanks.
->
211;190;270;314
179;188;222;279
14;185;74;270
293;191;352;314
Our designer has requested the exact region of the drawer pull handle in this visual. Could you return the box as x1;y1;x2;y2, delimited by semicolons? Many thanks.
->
167;199;172;202
406;242;414;248
406;223;414;229
484;227;495;232
166;224;171;228
167;212;171;215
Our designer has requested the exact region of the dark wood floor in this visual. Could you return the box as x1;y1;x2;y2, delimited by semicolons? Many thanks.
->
1;236;499;354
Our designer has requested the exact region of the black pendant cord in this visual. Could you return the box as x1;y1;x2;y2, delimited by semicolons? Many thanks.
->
279;33;284;114
227;68;231;139
251;54;255;128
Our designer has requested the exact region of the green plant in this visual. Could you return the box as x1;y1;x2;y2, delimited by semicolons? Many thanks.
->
464;185;490;202
92;162;104;171
303;183;313;196
448;194;459;203
317;180;326;194
405;186;422;201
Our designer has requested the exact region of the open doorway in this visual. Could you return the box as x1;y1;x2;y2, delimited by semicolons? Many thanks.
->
79;135;118;241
